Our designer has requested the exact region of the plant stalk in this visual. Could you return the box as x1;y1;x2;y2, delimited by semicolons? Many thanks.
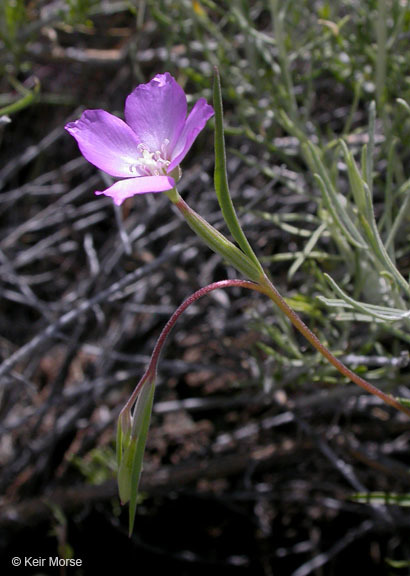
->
120;279;269;421
257;272;410;417
168;192;410;418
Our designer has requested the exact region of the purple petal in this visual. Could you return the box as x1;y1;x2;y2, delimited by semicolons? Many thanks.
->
65;110;141;178
168;98;214;172
125;73;187;154
95;175;175;206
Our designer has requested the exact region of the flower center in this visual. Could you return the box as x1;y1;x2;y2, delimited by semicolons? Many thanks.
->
129;140;170;176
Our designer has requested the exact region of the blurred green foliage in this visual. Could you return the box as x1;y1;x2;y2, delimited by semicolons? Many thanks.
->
63;0;99;26
70;447;117;486
0;0;27;49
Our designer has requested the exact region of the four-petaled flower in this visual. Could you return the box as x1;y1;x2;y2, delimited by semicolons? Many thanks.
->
65;73;214;206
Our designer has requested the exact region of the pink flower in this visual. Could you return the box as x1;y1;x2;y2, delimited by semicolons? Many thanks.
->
65;73;214;206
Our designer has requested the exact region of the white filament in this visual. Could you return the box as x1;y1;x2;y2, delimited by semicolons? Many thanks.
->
129;139;170;176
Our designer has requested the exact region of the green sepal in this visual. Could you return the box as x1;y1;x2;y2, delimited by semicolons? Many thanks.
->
117;436;137;506
128;380;156;536
116;407;132;472
116;378;156;536
116;415;123;472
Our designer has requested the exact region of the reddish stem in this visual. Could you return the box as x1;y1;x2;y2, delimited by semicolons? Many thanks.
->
258;274;410;418
121;277;410;420
121;279;267;416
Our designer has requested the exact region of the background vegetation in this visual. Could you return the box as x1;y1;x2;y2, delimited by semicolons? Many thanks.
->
0;1;409;574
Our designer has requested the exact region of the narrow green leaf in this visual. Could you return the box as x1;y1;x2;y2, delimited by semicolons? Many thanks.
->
365;101;376;193
288;222;327;280
306;142;367;249
313;173;367;249
336;142;409;295
386;179;410;250
319;296;410;320
386;559;410;569
277;109;308;143
352;491;410;507
320;273;410;321
340;140;369;217
356;183;410;298
396;98;410;114
213;67;263;274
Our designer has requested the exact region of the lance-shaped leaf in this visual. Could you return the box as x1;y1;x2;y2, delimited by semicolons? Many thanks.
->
318;273;410;322
339;140;410;297
304;141;368;250
213;68;263;275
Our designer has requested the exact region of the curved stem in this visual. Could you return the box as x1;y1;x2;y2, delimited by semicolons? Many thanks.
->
122;274;410;419
121;279;268;416
168;194;410;418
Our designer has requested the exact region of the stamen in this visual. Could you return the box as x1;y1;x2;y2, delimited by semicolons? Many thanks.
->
130;140;171;177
